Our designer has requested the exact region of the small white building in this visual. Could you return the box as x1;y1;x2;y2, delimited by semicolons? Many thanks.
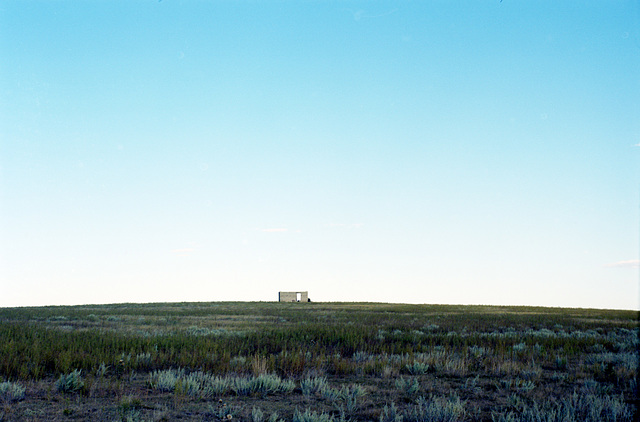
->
278;291;308;302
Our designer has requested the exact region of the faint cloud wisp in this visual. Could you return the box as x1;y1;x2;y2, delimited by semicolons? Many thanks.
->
345;8;398;21
605;259;640;268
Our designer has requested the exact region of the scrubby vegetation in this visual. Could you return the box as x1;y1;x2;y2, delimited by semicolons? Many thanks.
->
0;302;637;421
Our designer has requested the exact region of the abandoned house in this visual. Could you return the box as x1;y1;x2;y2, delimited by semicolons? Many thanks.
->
278;291;308;302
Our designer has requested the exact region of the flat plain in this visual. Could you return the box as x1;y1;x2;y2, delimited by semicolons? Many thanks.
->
0;302;637;421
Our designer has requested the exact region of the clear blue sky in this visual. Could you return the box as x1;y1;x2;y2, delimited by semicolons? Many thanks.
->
1;1;639;309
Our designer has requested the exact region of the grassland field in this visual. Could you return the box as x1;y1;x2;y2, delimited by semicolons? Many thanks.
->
0;302;637;421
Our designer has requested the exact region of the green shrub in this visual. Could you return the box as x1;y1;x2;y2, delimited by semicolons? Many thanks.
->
555;355;568;370
512;343;527;354
118;394;143;413
268;412;283;422
380;403;403;422
340;384;366;413
55;369;85;393
260;373;294;394
176;375;201;396
404;394;466;422
249;374;283;395
492;392;633;422
301;375;328;396
148;369;183;392
462;375;481;394
499;378;536;393
135;352;152;369
202;375;232;397
293;409;336;422
95;362;108;378
320;384;366;414
148;370;295;397
404;361;430;375
230;376;252;396
252;407;265;422
395;377;420;398
0;380;26;401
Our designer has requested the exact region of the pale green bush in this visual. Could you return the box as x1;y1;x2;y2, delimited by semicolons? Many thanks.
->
147;369;184;392
56;369;85;393
404;394;466;422
96;362;108;377
404;361;430;375
301;375;328;396
380;402;403;422
176;375;201;396
499;378;536;393
320;384;366;414
149;370;294;397
492;392;633;422
293;409;336;422
0;381;26;401
135;352;152;368
202;375;232;397
252;407;265;422
395;377;420;397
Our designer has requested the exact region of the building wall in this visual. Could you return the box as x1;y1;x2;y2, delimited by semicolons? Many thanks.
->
279;291;308;302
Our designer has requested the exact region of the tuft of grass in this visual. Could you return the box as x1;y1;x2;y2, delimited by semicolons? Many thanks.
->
251;355;269;375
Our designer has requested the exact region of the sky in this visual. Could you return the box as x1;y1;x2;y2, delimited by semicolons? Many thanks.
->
1;1;639;310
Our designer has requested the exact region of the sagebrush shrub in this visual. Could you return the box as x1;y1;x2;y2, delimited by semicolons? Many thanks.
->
56;369;84;393
148;369;183;392
492;391;633;422
293;409;335;422
395;376;420;397
301;375;328;396
0;381;26;401
404;361;430;375
380;402;403;422
404;394;466;422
